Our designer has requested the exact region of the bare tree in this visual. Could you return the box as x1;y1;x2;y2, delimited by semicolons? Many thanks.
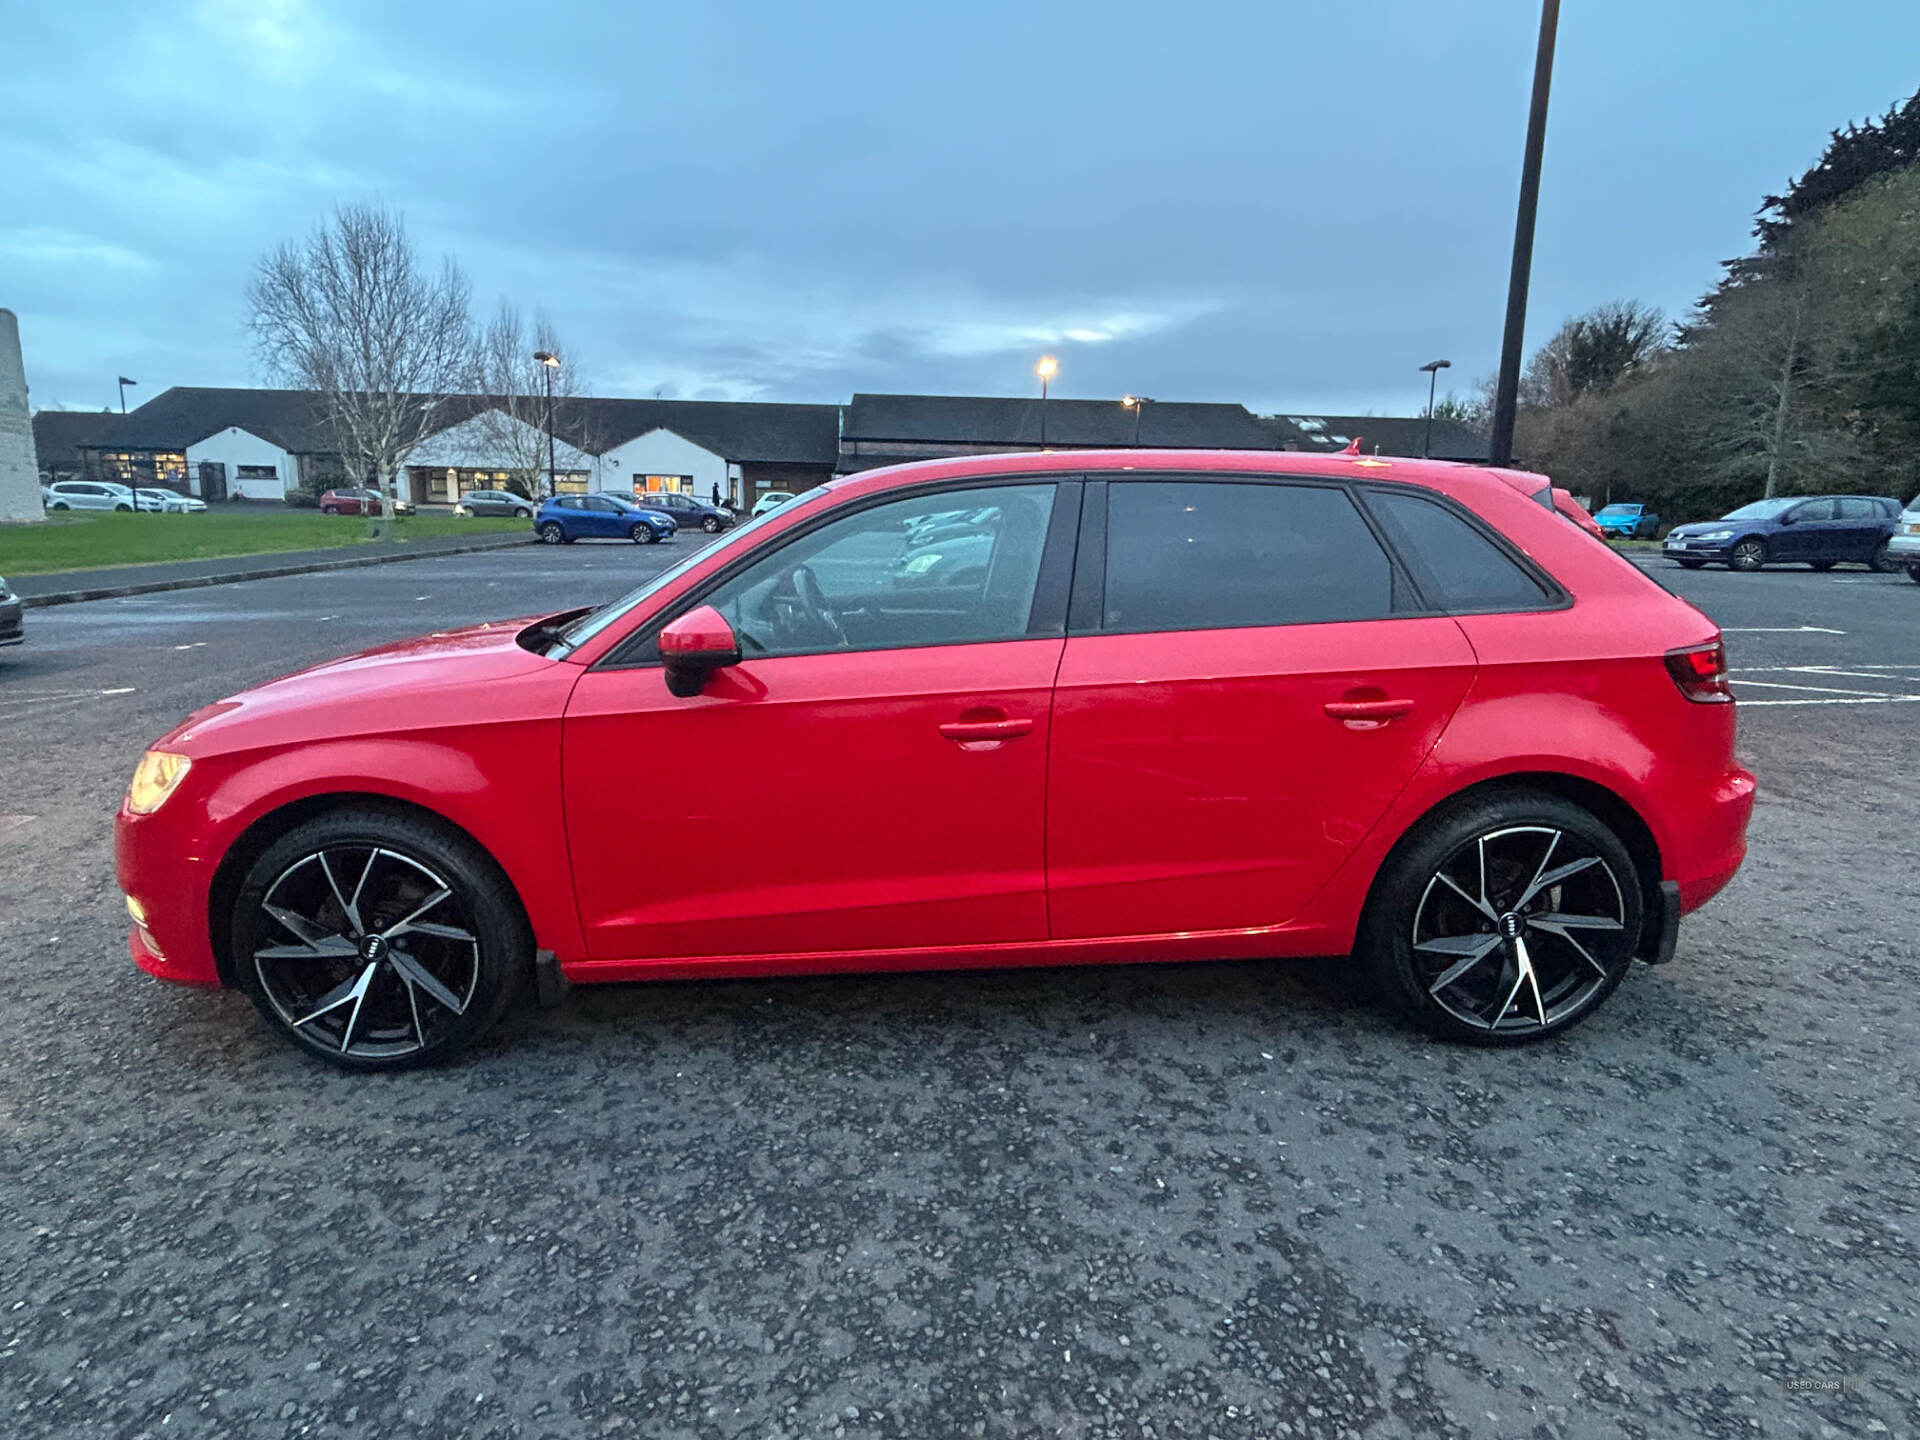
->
248;203;474;536
1521;301;1669;409
471;303;592;498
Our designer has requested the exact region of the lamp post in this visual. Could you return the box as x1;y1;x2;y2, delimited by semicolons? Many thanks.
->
1120;394;1155;446
1036;355;1057;446
1489;0;1562;467
533;350;560;498
117;376;136;414
1418;360;1451;457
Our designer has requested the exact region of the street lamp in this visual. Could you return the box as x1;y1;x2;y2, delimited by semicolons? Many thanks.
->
533;350;560;499
1120;394;1155;446
1418;360;1451;457
1036;355;1057;446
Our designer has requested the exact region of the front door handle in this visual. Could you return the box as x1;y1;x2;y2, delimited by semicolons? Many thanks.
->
1323;697;1415;723
939;716;1034;744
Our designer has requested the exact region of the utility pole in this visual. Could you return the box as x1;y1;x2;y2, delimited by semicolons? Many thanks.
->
1488;0;1561;468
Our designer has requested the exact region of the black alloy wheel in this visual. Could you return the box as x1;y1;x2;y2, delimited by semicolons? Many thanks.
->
232;808;528;1070
1728;538;1767;572
1361;791;1643;1045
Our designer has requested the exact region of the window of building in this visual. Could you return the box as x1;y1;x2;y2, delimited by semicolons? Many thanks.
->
1363;489;1549;612
634;473;694;494
700;483;1059;658
236;465;279;481
554;473;591;494
1101;480;1398;633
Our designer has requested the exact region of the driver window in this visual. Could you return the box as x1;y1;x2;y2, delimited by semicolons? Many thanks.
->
699;483;1058;659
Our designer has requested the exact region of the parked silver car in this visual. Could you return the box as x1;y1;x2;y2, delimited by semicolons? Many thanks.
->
44;481;137;512
1890;494;1920;584
0;574;21;653
135;488;207;514
454;488;536;518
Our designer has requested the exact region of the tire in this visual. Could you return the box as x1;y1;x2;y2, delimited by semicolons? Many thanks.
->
321;505;339;515
1809;560;1836;572
1869;541;1900;574
1676;558;1706;570
630;522;658;544
1728;537;1767;572
515;507;532;520
1358;789;1644;1046
50;502;69;510
539;522;566;545
230;806;531;1071
114;503;132;512
702;515;722;533
1907;563;1920;585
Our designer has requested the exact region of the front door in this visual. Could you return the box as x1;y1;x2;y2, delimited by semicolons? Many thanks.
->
1047;478;1478;939
562;479;1074;962
1775;498;1834;561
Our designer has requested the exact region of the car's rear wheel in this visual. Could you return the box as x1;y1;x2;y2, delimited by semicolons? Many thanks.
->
630;522;657;544
702;515;722;533
539;522;566;544
1360;790;1643;1045
231;808;529;1070
1728;538;1767;572
50;502;69;510
1676;558;1706;569
1869;541;1900;574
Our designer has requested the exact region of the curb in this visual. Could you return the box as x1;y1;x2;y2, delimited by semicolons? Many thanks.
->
17;535;535;609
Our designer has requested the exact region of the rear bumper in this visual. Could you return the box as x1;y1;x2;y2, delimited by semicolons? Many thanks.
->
0;598;22;646
1888;531;1920;560
1667;766;1755;914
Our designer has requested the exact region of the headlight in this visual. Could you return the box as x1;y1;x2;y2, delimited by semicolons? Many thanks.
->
1697;530;1733;541
126;751;192;815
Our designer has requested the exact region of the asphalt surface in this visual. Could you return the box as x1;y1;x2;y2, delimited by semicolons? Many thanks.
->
0;542;1916;1439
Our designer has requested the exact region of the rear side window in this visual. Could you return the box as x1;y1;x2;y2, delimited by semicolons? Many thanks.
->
1101;481;1398;632
1835;497;1876;520
1365;489;1550;612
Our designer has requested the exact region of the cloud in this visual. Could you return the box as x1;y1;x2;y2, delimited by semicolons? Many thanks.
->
0;228;159;273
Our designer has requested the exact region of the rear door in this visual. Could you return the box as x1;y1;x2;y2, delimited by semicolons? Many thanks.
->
1834;497;1885;559
1046;477;1479;940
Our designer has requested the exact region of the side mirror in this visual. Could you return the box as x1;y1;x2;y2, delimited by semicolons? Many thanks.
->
1778;512;1796;526
659;605;741;697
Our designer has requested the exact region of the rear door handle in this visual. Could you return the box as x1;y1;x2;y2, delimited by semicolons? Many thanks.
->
939;717;1034;743
1323;698;1415;723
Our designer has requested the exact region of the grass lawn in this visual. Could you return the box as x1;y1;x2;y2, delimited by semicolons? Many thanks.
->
0;509;526;575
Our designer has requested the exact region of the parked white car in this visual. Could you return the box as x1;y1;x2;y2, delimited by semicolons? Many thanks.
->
135;488;207;514
1890;493;1920;584
752;490;796;517
43;481;137;512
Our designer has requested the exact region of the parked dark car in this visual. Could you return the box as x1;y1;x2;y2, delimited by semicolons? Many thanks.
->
1592;502;1660;539
535;493;677;544
0;574;22;653
635;491;735;533
319;487;415;517
1662;495;1901;572
454;488;535;519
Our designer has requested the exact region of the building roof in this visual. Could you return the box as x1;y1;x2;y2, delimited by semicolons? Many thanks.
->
1258;413;1490;461
842;393;1278;450
94;386;339;453
562;399;841;466
30;410;133;468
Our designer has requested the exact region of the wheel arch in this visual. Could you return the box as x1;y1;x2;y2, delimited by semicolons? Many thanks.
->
206;791;534;987
1362;770;1664;958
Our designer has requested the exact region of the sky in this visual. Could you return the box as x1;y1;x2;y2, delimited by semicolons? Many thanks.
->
5;0;1918;420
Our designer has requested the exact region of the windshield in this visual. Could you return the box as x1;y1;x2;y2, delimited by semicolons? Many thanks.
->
1722;498;1798;521
1594;504;1636;517
550;486;836;656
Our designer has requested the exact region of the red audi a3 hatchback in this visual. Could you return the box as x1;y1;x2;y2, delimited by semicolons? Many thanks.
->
117;450;1754;1070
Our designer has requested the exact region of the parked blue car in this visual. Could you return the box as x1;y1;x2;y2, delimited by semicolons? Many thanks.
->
1591;502;1660;539
534;493;677;545
1662;494;1902;572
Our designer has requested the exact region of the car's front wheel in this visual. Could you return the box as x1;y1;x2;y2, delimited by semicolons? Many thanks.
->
1359;790;1643;1045
702;515;722;533
515;507;532;519
539;522;566;545
321;504;338;515
230;807;530;1070
1728;538;1767;572
630;522;658;544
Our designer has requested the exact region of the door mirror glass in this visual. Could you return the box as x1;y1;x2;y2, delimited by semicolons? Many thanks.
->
659;605;742;696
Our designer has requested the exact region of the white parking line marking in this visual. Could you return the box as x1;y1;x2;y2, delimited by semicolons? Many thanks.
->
99;687;136;696
173;642;207;651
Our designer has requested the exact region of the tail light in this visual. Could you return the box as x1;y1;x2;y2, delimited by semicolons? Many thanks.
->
1665;639;1732;703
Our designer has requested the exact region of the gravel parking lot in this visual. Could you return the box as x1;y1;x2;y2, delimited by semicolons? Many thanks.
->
0;543;1915;1439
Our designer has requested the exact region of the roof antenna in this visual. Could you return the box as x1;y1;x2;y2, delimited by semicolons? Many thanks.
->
1341;437;1362;455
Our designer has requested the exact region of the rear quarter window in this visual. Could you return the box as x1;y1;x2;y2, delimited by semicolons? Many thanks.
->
1364;488;1553;613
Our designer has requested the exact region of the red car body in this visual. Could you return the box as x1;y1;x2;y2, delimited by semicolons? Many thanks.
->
118;450;1753;1034
318;488;411;517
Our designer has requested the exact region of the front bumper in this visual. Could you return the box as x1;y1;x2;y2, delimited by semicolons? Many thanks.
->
115;802;223;988
0;597;22;647
1664;537;1732;560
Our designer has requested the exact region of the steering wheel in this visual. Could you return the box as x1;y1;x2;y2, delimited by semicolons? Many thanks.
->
790;564;849;649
